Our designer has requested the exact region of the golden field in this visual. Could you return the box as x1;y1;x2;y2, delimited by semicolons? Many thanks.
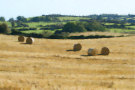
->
0;34;134;90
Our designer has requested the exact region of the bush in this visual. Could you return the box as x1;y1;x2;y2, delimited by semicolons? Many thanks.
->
62;22;87;33
49;32;69;39
0;23;11;34
83;21;106;31
54;30;63;34
62;21;106;33
11;29;22;35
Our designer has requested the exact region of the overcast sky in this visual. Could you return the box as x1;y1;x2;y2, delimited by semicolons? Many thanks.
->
0;0;135;19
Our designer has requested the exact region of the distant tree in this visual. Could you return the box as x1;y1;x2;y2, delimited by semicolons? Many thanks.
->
11;28;22;35
63;22;76;32
8;18;14;22
17;16;27;22
16;21;22;27
11;21;15;27
0;23;11;34
119;21;126;28
8;18;16;27
49;32;69;39
45;16;52;21
29;16;60;22
97;15;104;21
30;17;40;22
0;17;5;22
16;21;29;27
83;21;106;31
62;22;87;33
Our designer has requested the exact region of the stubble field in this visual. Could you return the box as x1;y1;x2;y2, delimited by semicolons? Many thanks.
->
0;34;134;90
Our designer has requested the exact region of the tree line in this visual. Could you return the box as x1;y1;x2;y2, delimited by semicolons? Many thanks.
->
1;14;135;23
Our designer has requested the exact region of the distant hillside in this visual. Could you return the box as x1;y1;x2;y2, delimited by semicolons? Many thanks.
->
1;14;135;39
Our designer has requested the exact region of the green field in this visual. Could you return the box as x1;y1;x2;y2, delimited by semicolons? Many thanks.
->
58;16;90;21
109;28;135;33
26;22;65;27
2;16;135;36
21;30;55;34
126;26;135;29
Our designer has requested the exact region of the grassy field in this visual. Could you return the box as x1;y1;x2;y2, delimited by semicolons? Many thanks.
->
58;17;90;21
109;28;135;33
126;26;135;29
0;34;134;89
26;22;63;27
21;30;55;34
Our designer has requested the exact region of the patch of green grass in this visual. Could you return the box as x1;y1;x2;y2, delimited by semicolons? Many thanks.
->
126;26;135;29
26;22;56;27
21;30;55;34
109;28;135;33
25;22;65;27
58;17;90;21
21;30;44;34
104;23;114;25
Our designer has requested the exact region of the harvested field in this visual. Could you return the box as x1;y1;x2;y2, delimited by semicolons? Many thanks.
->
0;34;134;90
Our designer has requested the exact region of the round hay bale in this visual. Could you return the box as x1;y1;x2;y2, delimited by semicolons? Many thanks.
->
26;37;34;44
101;47;110;55
18;36;25;42
73;43;82;51
88;48;98;56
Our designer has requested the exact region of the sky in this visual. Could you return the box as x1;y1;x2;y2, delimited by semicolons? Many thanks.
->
0;0;135;20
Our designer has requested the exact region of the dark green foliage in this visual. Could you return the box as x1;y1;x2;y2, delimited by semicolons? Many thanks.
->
29;16;60;22
0;17;5;22
62;21;105;33
62;22;87;33
8;18;16;28
8;18;14;22
11;21;15;28
49;32;69;39
55;30;63;34
62;22;76;32
17;27;36;31
16;21;23;27
40;24;63;30
105;23;126;29
68;35;114;39
17;16;27;22
11;28;22;35
83;21;106;31
25;33;44;38
16;21;29;27
0;23;11;34
9;14;132;39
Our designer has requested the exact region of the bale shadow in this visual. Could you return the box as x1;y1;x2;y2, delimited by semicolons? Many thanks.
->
20;43;28;44
66;49;81;52
66;49;74;52
81;54;103;57
20;42;35;45
81;55;90;57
